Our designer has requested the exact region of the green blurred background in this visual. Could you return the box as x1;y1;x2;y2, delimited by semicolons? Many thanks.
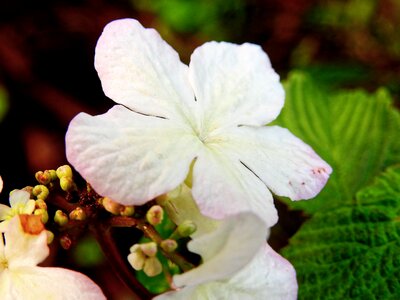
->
0;0;399;299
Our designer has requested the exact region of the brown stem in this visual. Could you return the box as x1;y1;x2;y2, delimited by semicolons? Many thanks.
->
90;222;154;300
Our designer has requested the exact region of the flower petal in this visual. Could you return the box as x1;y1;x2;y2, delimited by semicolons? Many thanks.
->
0;176;3;193
226;244;298;300
189;42;284;129
95;18;196;123
3;267;105;299
66;105;200;205
192;147;278;226
156;244;297;300
223;125;332;200
9;190;30;208
0;204;11;221
173;212;268;287
4;216;48;268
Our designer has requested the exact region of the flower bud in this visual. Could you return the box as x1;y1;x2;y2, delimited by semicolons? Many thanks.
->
140;242;158;257
46;230;54;244
60;176;75;192
170;220;197;239
146;205;164;226
160;239;178;253
56;165;73;179
54;210;69;226
35;171;52;185
34;208;49;224
69;207;86;221
120;205;135;216
102;197;123;215
127;246;146;271
35;199;47;210
143;257;162;277
32;185;49;200
48;169;58;181
60;234;72;250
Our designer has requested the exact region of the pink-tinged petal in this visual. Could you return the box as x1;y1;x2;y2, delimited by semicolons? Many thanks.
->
222;125;332;200
9;190;30;208
226;244;298;300
95;18;196;123
4;216;48;268
192;147;278;226
189;42;284;129
66;105;200;206
4;267;105;300
0;176;3;193
173;212;268;287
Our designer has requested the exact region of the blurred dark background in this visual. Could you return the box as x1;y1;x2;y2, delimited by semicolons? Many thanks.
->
0;0;399;299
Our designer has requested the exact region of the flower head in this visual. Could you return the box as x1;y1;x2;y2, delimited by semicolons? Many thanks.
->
66;18;331;226
0;215;105;299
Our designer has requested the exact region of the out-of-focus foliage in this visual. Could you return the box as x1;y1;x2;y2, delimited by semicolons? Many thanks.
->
131;0;246;40
283;166;400;299
292;0;400;97
274;71;400;213
0;87;9;122
72;235;105;268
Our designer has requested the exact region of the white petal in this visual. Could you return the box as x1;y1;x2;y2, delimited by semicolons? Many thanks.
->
95;18;196;123
189;42;284;130
173;212;268;287
0;204;11;221
0;176;3;193
4;216;48;268
158;244;297;300
66;105;200;205
192;147;278;226
226;244;298;300
223;126;332;200
9;190;30;208
4;267;105;300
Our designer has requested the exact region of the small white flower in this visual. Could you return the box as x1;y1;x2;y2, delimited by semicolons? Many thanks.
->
156;185;297;299
66;18;331;226
0;215;106;299
0;187;35;232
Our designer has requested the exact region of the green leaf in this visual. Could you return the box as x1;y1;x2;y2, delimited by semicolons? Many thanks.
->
282;166;400;299
273;71;400;213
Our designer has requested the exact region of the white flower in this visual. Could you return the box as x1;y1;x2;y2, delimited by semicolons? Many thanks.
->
0;215;106;300
66;18;331;226
155;185;297;299
0;188;35;232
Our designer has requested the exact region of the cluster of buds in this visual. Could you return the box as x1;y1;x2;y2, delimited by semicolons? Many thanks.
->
128;242;162;277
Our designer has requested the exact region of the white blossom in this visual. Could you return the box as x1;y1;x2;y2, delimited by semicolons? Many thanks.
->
66;18;331;226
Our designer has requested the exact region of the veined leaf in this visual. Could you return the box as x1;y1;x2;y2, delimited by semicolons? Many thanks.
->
274;71;400;213
283;166;400;299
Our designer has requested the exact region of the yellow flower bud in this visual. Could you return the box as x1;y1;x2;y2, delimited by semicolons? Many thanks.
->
54;210;69;226
170;220;197;240
32;185;49;200
120;205;135;216
46;230;54;244
56;165;73;179
35;199;47;210
143;257;162;277
60;176;75;192
35;170;52;185
140;242;158;257
102;197;123;215
160;239;178;253
146;205;164;226
69;207;86;221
